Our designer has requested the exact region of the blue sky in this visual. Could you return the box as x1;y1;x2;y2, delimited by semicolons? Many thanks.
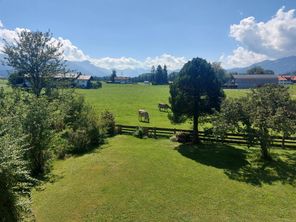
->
1;0;296;70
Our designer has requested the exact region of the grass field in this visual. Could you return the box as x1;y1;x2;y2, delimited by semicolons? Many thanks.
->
32;135;296;222
77;83;296;128
77;83;250;128
1;80;295;128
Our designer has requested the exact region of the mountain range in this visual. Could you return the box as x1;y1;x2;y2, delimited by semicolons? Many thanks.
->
1;54;296;77
0;54;149;77
228;56;296;74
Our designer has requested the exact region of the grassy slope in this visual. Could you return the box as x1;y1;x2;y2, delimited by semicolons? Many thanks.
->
32;135;296;222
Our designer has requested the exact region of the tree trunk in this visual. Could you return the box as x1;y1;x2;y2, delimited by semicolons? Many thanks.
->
259;128;272;161
192;112;200;143
281;133;286;149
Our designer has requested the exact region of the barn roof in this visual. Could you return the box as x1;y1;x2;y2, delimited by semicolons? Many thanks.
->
115;76;130;80
233;74;277;79
77;75;92;80
55;72;79;79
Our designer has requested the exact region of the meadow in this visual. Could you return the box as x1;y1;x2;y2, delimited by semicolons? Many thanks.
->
77;83;250;129
78;83;296;129
32;135;296;222
25;83;296;221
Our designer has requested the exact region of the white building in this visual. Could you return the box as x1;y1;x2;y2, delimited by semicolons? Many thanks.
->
75;75;92;88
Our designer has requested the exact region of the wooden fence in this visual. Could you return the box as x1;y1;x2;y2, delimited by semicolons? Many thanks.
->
116;124;296;149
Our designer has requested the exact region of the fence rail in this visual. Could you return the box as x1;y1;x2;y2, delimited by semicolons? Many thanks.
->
116;124;296;149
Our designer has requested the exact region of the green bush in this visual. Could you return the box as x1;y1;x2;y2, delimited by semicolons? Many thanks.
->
175;132;192;143
23;96;54;177
133;127;144;139
60;94;103;154
91;81;102;89
100;110;116;137
67;128;90;153
0;133;34;221
50;132;71;159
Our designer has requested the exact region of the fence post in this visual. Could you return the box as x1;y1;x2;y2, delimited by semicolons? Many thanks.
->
117;125;122;134
154;127;157;139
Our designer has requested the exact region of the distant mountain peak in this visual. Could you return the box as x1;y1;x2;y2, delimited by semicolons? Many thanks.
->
228;56;296;74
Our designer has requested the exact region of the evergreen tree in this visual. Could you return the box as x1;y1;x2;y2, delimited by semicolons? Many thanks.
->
155;65;163;84
163;65;168;84
110;70;117;83
169;57;224;142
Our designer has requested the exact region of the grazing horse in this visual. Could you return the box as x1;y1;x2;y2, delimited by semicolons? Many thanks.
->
158;103;170;112
138;109;150;122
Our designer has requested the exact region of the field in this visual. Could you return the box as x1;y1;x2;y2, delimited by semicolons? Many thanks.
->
26;83;296;221
32;135;296;222
77;83;296;128
77;83;250;128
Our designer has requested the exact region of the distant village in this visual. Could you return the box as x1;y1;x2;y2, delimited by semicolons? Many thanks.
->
101;66;296;89
4;65;296;89
226;74;296;89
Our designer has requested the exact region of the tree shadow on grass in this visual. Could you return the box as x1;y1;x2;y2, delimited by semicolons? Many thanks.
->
177;143;296;187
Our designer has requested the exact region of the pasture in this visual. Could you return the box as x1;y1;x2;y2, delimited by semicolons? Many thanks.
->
78;83;296;128
32;135;296;222
77;83;250;128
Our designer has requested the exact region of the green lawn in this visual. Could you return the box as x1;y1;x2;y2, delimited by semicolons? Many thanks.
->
32;135;296;222
77;84;251;128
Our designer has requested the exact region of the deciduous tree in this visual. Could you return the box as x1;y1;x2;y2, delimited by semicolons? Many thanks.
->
3;30;67;96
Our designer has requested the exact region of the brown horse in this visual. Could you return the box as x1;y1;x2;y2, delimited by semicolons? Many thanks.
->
158;103;170;112
138;109;150;122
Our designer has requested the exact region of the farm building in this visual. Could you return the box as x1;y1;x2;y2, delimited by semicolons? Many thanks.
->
75;75;92;88
24;72;93;88
114;76;131;84
278;76;293;85
232;74;278;88
54;72;93;88
278;75;296;85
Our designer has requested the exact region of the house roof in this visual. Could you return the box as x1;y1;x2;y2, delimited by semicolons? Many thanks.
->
278;76;287;81
77;75;92;81
278;75;296;81
233;74;277;80
115;76;130;80
55;73;79;79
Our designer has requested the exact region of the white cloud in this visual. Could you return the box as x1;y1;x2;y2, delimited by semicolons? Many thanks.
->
89;54;187;70
90;57;143;70
144;54;187;70
222;7;296;68
0;21;186;71
219;47;269;69
57;37;89;61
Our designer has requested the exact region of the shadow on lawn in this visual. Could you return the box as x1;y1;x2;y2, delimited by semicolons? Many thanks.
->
177;143;296;187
